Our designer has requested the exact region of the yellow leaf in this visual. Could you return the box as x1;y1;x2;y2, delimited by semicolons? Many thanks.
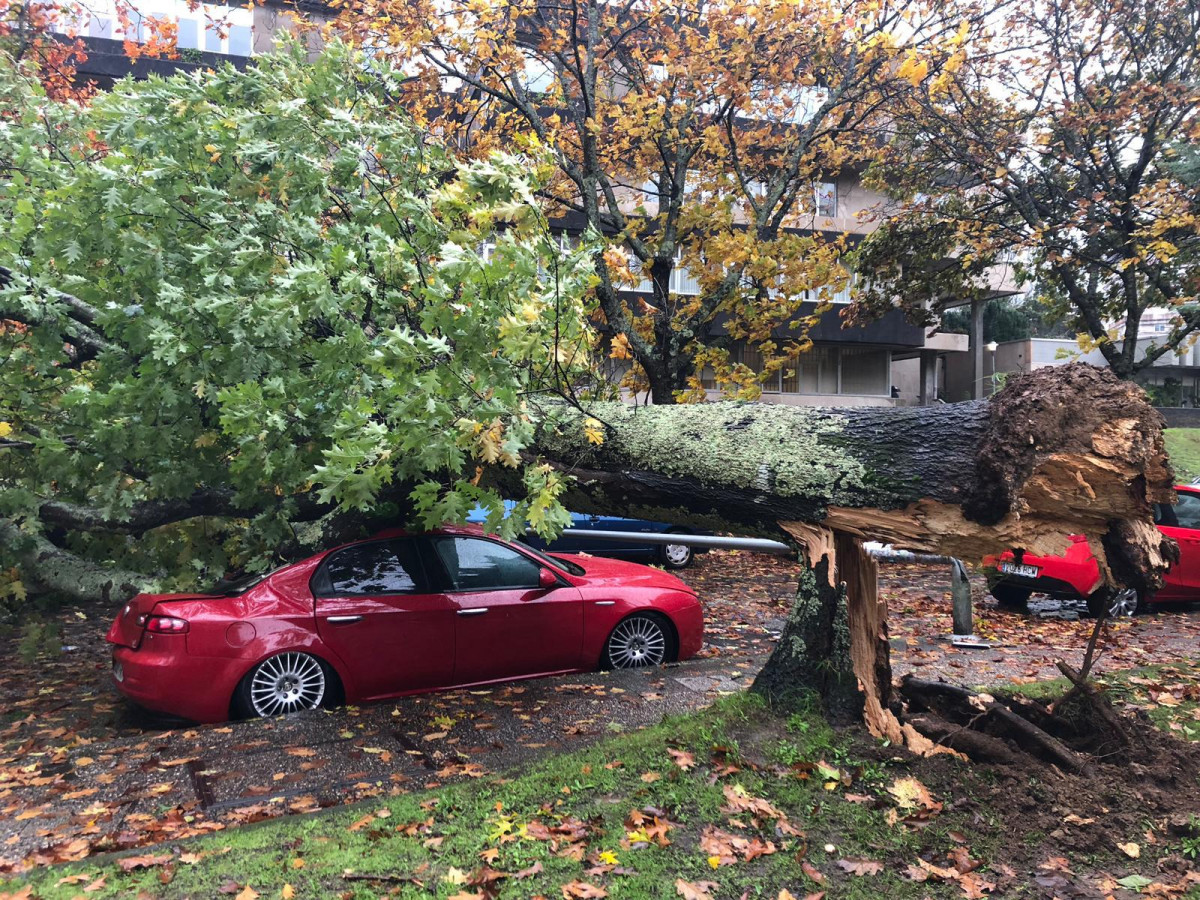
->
0;422;11;438
583;418;605;446
235;888;259;900
281;886;295;900
1118;842;1140;858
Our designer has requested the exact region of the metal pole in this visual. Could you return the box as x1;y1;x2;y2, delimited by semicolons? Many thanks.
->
545;531;989;647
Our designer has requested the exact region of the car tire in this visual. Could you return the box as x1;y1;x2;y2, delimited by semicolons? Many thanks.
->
233;652;338;719
989;582;1033;610
659;533;693;569
602;613;677;669
1086;588;1143;619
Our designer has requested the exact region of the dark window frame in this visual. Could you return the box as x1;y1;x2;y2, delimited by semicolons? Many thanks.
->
310;537;432;598
427;535;547;593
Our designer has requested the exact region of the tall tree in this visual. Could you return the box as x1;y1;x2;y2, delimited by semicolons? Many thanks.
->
330;0;971;403
850;0;1200;378
0;43;596;592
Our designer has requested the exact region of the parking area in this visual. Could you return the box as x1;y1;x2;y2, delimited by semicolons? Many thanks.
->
2;550;1198;872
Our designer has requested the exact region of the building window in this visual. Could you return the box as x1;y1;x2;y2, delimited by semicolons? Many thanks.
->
177;17;199;49
715;341;889;396
57;0;255;56
815;181;837;217
629;249;700;296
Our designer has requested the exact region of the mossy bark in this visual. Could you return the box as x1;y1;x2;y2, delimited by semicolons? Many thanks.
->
751;559;860;718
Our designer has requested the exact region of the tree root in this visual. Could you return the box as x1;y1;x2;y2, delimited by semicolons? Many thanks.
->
900;675;1087;773
1055;661;1133;749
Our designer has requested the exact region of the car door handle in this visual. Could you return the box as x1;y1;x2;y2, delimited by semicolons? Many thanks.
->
595;601;616;606
457;608;489;616
326;615;363;625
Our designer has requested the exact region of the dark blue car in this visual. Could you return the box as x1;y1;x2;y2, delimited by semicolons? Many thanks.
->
467;502;703;569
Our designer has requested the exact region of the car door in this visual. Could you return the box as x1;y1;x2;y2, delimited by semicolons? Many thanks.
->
1155;488;1200;599
313;538;455;699
429;536;584;684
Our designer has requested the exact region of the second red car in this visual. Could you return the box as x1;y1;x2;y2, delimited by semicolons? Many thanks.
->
984;484;1200;617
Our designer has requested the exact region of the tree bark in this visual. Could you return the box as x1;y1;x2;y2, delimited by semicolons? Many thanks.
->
531;363;1176;730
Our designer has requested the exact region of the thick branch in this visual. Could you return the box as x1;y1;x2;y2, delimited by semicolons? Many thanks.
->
0;519;154;605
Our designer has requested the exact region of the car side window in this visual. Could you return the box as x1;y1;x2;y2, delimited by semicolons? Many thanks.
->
432;537;542;591
315;540;425;596
1173;491;1200;530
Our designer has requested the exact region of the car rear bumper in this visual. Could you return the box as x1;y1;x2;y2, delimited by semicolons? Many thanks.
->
112;642;244;723
986;572;1094;600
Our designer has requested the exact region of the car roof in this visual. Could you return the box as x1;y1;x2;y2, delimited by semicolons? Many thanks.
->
369;523;489;540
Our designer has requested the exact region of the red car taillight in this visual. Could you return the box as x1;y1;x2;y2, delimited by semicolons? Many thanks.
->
139;614;189;634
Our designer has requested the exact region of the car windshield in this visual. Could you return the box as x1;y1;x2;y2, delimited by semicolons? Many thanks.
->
517;541;586;576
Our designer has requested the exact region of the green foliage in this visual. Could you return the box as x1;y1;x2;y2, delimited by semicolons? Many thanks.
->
1165;429;1200;482
0;42;595;588
16;617;61;662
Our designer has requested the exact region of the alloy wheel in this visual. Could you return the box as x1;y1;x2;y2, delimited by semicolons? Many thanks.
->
607;616;668;668
249;652;326;717
1106;588;1139;618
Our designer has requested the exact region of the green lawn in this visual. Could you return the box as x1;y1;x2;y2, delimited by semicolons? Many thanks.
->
6;671;1200;900
0;695;988;900
1165;428;1200;482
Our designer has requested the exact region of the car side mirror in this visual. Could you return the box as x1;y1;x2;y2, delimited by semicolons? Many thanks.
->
538;568;560;590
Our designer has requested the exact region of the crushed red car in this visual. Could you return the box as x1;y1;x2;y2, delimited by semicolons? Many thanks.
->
106;525;703;722
983;484;1200;617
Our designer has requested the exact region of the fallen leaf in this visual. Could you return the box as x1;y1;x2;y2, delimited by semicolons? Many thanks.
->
668;748;696;770
236;888;259;900
1118;841;1140;858
837;858;883;876
281;886;295;900
562;881;608;899
675;879;719;900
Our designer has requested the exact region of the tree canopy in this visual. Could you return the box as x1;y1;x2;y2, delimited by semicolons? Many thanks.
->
850;0;1200;378
330;0;974;403
0;42;598;596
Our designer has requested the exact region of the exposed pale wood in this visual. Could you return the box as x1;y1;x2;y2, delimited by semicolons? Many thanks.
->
778;521;837;586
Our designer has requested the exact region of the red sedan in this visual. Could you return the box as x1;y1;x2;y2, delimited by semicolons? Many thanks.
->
983;483;1200;617
106;525;704;722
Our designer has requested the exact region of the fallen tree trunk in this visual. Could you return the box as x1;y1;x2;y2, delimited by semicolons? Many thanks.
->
531;363;1176;739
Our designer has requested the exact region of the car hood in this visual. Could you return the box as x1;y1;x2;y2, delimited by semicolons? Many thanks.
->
555;554;696;594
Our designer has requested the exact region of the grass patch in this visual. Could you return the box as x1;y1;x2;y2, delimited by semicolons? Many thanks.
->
1165;428;1200;482
4;695;979;900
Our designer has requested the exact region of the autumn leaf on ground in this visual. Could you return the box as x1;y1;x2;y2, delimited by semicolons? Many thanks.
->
514;861;543;879
1117;841;1140;858
116;854;172;872
888;776;938;811
668;748;696;770
561;881;608;899
837;858;883;876
675;879;719;900
235;887;259;900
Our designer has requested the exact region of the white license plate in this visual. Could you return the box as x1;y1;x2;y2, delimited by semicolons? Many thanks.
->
999;562;1039;578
